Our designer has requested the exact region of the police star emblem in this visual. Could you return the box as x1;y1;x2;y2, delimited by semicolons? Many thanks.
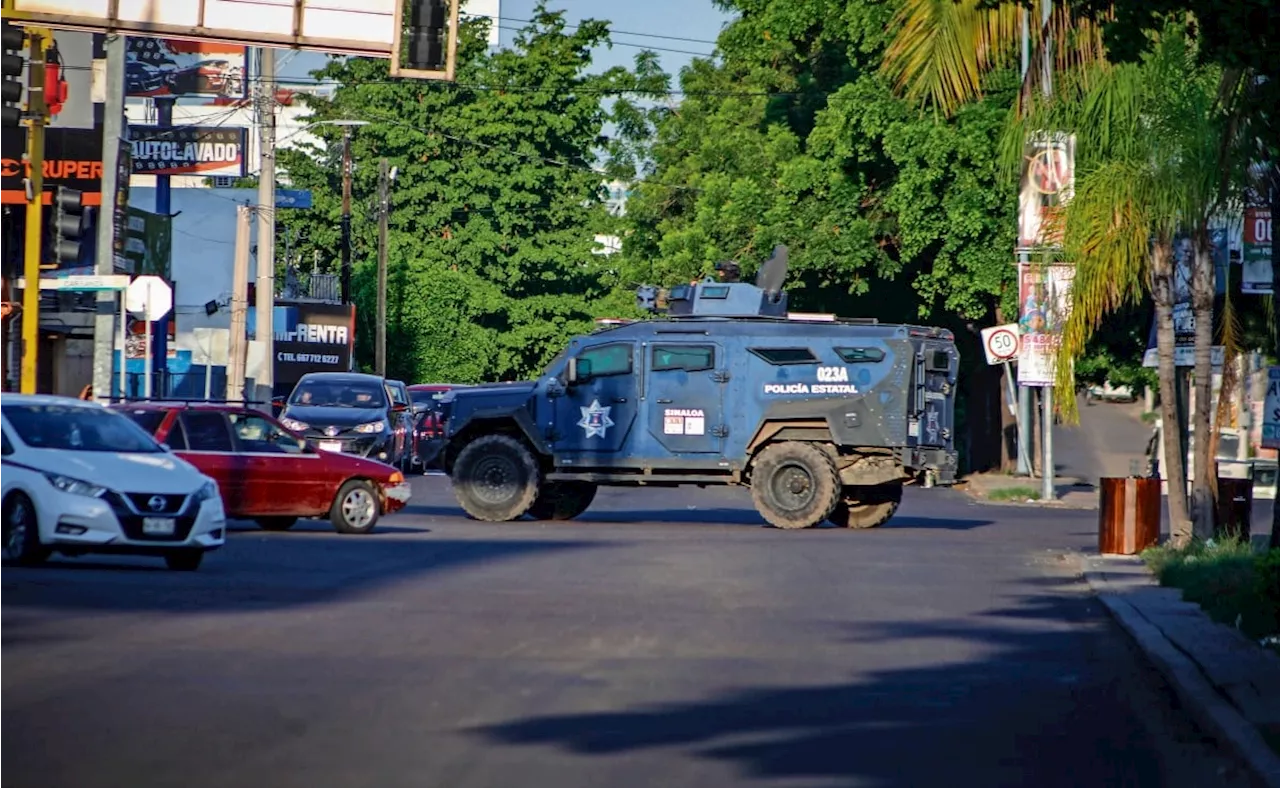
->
578;399;615;438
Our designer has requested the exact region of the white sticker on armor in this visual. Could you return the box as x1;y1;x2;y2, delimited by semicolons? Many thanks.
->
817;366;849;382
664;408;705;436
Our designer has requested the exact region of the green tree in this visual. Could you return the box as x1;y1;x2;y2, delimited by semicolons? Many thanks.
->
614;0;1021;471
276;5;644;383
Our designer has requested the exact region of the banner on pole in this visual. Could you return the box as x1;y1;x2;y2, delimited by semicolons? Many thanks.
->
1242;207;1272;295
1016;263;1074;386
1016;132;1075;251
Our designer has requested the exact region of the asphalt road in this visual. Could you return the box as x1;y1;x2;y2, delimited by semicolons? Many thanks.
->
1;478;1266;788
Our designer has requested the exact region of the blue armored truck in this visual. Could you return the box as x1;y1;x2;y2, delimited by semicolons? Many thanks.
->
441;246;959;530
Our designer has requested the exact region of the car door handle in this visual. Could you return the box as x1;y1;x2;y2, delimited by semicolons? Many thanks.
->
656;398;673;404
611;397;628;404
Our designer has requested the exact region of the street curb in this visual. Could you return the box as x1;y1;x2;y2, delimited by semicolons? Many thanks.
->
1083;568;1280;788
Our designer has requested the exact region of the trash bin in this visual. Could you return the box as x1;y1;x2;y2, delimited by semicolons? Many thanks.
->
1099;477;1162;555
1214;477;1252;542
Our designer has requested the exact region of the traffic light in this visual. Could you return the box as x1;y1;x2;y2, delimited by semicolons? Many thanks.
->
2;21;25;127
52;186;91;265
45;44;67;118
405;0;448;71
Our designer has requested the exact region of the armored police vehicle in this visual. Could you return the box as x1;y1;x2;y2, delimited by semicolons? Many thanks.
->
442;246;958;530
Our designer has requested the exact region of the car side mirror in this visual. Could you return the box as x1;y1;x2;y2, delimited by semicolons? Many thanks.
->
569;357;591;385
392;403;408;413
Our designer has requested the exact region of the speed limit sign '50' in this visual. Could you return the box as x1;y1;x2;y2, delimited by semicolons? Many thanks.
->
980;323;1021;366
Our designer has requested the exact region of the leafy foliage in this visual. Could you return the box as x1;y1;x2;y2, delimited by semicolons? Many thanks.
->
275;6;645;383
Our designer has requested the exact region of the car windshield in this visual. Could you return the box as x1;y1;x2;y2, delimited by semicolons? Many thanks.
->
289;379;388;408
2;404;164;453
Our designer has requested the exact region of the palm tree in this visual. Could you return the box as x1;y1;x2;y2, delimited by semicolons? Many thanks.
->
883;3;1246;542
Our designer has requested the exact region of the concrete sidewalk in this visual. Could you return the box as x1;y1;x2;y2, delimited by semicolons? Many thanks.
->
1084;555;1280;788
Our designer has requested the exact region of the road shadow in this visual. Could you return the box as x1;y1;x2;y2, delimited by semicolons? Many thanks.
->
470;584;1197;786
0;537;608;618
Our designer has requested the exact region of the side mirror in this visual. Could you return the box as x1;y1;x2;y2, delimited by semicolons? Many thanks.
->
392;402;408;413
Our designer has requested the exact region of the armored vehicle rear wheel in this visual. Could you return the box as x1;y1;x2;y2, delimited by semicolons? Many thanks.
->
453;434;542;522
829;482;903;529
750;442;841;530
528;482;598;521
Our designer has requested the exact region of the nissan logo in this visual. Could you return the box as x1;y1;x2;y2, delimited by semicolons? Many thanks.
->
324;426;339;437
147;495;167;512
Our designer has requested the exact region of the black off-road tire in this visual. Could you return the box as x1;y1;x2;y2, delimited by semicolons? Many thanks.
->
452;434;542;522
164;550;204;571
829;482;904;529
330;480;381;535
2;491;49;566
528;482;598;521
256;516;298;532
750;442;841;530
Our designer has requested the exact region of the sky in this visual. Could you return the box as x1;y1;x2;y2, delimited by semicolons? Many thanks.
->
277;0;733;83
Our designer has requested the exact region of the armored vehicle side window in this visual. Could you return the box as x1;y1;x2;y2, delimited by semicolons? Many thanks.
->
836;347;886;363
577;343;633;378
749;347;817;365
926;350;950;372
652;345;714;372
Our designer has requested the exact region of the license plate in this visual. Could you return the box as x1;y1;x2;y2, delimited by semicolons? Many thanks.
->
142;517;175;535
318;441;343;453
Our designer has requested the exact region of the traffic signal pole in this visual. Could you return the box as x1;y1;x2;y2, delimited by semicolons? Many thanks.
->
19;28;45;394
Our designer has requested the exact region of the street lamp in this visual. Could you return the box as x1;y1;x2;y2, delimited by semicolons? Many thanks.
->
304;120;369;305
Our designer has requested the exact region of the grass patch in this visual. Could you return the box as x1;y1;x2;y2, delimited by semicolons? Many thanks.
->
1141;538;1280;644
1140;410;1159;424
988;486;1041;501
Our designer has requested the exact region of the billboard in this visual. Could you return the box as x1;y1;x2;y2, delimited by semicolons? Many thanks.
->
1017;132;1076;251
1;127;103;204
1242;207;1272;295
1016;263;1074;386
257;302;357;393
129;126;248;177
8;0;398;57
125;37;248;99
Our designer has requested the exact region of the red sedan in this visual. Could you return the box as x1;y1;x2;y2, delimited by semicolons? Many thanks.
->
113;402;411;534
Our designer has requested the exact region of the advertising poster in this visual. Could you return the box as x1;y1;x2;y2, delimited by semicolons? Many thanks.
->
125;37;247;98
1142;233;1226;368
129;125;247;177
121;207;172;277
1016;263;1074;386
1242;207;1272;295
1;127;102;202
1263;367;1280;450
1017;132;1075;251
256;302;357;395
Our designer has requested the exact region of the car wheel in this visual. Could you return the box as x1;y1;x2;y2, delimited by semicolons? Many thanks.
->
164;550;204;571
452;434;541;522
330;480;380;535
750;442;840;530
2;491;50;566
256;516;298;532
528;482;598;521
828;483;903;529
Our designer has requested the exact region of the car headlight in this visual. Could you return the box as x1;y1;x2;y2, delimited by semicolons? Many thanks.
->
192;480;219;503
45;473;106;498
354;421;386;434
280;417;308;432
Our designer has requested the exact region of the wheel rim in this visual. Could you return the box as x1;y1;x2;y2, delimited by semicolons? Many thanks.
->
769;461;816;514
472;455;521;505
341;488;376;529
4;499;30;559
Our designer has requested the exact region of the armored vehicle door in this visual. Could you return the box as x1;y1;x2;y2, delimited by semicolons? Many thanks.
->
913;345;955;448
554;341;639;455
644;341;725;454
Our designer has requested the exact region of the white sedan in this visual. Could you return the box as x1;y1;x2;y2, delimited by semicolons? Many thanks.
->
1;394;226;571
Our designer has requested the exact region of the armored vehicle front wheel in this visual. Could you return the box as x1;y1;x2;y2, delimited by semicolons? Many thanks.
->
750;441;841;530
453;434;542;522
829;483;903;529
528;482;598;521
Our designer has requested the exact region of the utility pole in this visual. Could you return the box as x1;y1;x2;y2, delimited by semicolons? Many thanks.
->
93;33;126;401
376;157;389;377
19;27;46;394
227;205;252;402
151;93;175;396
1039;0;1056;504
340;126;353;304
1016;7;1033;477
255;46;276;407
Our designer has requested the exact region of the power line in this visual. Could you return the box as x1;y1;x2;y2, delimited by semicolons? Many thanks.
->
460;11;721;47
